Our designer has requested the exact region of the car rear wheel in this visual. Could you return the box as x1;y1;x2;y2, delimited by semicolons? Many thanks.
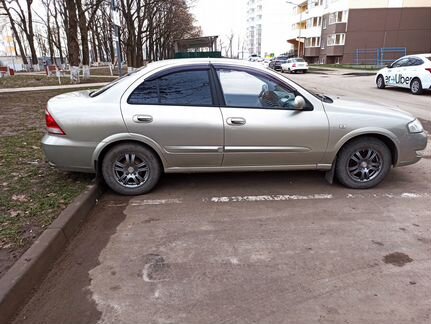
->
410;78;423;95
376;75;385;89
335;137;391;189
102;143;161;195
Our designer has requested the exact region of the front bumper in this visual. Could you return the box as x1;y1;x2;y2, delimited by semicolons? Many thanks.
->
41;134;97;173
396;131;428;167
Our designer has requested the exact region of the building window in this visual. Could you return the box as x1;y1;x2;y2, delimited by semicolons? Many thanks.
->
305;37;321;48
306;17;322;28
328;10;348;24
322;17;327;29
327;33;345;46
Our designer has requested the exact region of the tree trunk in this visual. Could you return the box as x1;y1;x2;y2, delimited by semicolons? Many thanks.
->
26;0;38;65
65;0;80;82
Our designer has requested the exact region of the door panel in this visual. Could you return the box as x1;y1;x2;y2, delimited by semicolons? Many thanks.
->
121;68;224;168
215;67;329;167
221;107;329;166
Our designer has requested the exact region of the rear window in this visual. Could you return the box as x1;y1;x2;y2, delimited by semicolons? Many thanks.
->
293;58;305;62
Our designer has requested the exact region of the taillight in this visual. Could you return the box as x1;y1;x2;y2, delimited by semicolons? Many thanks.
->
426;68;431;74
45;109;65;135
292;64;296;67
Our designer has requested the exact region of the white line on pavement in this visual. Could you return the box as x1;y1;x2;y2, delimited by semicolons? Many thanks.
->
207;194;333;203
122;192;430;207
130;198;183;206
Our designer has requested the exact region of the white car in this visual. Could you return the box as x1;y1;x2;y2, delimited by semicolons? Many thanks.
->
281;58;309;73
376;54;431;95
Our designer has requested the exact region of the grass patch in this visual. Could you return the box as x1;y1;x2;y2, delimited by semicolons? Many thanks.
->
0;130;92;249
0;74;115;89
0;89;94;275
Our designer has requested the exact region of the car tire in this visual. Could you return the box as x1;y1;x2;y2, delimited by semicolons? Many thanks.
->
410;78;423;95
376;75;385;89
335;137;392;189
102;143;162;195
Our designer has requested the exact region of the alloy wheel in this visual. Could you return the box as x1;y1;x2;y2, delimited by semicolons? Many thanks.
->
347;148;382;182
113;152;150;188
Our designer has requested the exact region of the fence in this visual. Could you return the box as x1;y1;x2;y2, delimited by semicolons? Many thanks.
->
355;47;407;66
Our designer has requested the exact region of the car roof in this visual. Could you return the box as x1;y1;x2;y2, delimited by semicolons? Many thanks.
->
138;58;269;75
399;53;431;59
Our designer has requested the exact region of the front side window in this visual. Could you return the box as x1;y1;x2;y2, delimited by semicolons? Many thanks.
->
217;69;297;109
392;58;409;68
128;70;213;106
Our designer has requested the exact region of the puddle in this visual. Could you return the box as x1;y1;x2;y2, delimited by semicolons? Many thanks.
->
383;252;413;267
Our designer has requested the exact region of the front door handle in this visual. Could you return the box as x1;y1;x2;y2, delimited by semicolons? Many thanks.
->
227;117;246;126
133;115;153;123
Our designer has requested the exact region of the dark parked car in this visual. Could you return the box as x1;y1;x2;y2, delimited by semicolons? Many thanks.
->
269;56;289;71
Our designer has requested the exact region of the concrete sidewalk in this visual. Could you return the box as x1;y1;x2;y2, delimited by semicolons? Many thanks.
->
0;82;108;93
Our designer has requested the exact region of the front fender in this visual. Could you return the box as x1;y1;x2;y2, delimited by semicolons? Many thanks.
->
322;127;400;165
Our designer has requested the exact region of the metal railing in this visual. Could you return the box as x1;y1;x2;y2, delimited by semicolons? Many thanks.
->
355;47;407;66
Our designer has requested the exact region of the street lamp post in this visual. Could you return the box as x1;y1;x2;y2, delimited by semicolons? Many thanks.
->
286;0;303;57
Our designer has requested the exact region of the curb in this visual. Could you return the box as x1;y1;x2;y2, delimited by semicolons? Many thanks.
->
0;182;104;323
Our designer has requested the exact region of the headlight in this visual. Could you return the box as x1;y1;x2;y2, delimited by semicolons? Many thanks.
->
407;119;423;133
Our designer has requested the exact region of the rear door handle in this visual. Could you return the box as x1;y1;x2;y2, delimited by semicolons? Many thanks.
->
133;115;153;123
227;117;246;126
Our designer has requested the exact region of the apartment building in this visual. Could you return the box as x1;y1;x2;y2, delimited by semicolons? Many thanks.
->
0;17;15;57
246;0;293;57
287;0;431;64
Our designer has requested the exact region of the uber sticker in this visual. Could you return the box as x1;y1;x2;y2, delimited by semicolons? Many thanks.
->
386;74;411;85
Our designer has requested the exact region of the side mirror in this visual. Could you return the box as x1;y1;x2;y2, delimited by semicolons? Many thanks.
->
294;96;306;110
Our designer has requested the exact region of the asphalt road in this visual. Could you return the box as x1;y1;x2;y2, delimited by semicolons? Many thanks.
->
11;71;431;324
286;68;431;122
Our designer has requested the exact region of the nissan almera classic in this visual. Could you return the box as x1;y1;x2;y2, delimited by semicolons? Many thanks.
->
42;58;427;195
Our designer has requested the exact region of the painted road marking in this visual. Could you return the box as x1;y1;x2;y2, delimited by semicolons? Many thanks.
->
130;198;182;206
114;192;430;207
207;194;333;203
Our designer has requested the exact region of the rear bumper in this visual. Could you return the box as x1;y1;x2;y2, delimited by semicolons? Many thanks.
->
291;66;309;71
41;134;97;173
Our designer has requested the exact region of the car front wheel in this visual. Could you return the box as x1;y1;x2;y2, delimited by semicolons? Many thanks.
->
102;143;161;195
410;78;423;95
376;75;385;89
335;137;391;189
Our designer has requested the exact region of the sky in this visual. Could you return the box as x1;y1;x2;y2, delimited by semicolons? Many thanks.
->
190;0;247;57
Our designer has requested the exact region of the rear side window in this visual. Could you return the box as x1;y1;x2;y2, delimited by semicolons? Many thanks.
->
407;57;424;66
128;70;213;106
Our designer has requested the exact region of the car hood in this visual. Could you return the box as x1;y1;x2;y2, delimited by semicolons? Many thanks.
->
323;97;415;122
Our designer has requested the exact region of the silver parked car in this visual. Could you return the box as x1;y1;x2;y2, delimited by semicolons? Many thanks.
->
42;58;427;195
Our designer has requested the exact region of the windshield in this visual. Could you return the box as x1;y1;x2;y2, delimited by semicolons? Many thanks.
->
89;66;145;97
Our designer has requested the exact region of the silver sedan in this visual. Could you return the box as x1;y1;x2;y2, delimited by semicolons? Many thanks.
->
42;58;427;195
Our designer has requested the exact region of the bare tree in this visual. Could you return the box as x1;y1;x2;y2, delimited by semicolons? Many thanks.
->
0;0;28;64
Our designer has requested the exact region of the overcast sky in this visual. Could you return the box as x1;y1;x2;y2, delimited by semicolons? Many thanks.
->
190;0;247;56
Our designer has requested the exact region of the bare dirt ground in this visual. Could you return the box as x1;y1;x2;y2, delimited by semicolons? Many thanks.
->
0;75;115;89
